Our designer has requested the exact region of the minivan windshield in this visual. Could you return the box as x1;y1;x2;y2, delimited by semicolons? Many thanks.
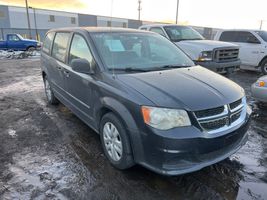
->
91;32;194;72
256;31;267;42
164;26;204;42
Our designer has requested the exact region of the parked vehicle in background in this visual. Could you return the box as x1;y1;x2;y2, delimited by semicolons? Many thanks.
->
139;24;241;74
0;34;41;51
214;30;267;75
41;27;251;176
251;76;267;103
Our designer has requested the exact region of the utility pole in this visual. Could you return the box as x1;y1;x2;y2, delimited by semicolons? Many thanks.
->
29;7;38;41
260;20;263;30
25;0;32;39
175;0;179;24
138;0;142;21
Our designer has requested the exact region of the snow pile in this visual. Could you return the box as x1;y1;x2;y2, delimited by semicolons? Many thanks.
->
0;50;40;60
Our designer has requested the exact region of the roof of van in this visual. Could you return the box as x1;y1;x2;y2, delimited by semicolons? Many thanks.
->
47;27;149;33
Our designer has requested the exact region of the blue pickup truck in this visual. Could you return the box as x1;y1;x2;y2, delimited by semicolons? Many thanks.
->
0;34;41;51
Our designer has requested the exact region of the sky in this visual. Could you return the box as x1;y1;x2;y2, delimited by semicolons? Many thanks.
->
1;0;267;30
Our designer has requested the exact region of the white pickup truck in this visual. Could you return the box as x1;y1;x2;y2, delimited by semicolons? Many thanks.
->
214;29;267;74
139;24;241;74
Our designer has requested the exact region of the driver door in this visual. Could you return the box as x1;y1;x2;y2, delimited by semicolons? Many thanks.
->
64;33;95;125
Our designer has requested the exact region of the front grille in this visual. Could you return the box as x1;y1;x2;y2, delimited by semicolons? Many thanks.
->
214;48;239;62
230;99;242;110
194;98;244;132
194;106;224;118
200;117;228;131
231;111;242;123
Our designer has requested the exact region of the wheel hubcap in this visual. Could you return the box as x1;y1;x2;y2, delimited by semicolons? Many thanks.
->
264;64;267;73
45;79;52;101
103;122;123;161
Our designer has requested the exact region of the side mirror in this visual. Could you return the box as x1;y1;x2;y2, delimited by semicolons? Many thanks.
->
70;58;94;74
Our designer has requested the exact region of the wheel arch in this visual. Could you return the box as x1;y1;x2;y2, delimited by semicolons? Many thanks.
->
258;55;267;68
96;97;139;132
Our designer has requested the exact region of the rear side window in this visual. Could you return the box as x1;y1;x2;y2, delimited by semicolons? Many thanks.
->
69;34;94;66
150;27;166;37
52;32;70;62
219;31;236;42
42;32;55;54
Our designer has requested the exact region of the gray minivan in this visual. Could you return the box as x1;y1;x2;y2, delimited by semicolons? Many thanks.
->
41;27;251;175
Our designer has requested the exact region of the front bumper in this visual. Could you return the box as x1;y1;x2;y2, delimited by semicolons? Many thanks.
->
251;84;267;103
195;59;241;74
131;109;251;176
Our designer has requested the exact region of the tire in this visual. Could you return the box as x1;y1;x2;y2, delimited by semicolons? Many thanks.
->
100;112;135;170
43;76;59;105
260;58;267;75
27;46;36;52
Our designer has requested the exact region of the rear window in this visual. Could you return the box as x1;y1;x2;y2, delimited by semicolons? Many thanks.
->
51;32;70;62
219;31;236;42
42;32;55;54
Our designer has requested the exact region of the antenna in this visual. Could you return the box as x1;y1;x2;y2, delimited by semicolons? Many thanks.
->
109;0;115;78
138;0;142;21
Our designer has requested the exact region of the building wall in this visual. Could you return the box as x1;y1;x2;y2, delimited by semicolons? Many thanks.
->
0;5;220;41
128;19;142;29
0;5;10;39
97;16;128;27
78;14;97;27
8;6;78;29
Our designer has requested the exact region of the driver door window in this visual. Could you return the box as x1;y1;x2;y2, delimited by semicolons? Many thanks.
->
8;35;20;41
69;34;94;67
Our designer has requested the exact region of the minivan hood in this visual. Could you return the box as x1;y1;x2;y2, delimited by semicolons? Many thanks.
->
117;66;244;111
176;40;239;51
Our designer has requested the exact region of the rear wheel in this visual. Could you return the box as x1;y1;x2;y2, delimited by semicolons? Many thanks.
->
260;58;267;75
100;113;134;169
43;76;59;105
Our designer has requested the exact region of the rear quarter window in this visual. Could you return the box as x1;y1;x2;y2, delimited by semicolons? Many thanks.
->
42;32;55;54
51;32;70;62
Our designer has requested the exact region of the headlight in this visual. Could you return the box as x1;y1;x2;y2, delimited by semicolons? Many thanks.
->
198;51;213;61
141;106;191;130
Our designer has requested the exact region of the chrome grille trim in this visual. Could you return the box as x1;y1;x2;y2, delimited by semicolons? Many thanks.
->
213;48;239;62
197;105;228;122
194;97;246;134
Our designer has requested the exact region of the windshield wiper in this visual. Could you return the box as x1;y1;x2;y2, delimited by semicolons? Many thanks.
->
109;67;149;72
157;65;191;69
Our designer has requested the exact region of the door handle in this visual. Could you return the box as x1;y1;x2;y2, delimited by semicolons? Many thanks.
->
64;70;70;77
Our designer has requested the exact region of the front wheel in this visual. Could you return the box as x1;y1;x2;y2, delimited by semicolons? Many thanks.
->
260;59;267;75
100;113;134;170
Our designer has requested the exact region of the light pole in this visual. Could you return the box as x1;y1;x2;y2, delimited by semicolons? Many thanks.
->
175;0;179;24
260;20;263;30
29;7;38;40
138;0;142;21
25;0;32;39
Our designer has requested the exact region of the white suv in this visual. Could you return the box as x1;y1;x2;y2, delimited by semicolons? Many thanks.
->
139;24;241;74
214;30;267;74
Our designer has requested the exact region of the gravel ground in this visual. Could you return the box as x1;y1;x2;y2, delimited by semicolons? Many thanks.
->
0;59;266;200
